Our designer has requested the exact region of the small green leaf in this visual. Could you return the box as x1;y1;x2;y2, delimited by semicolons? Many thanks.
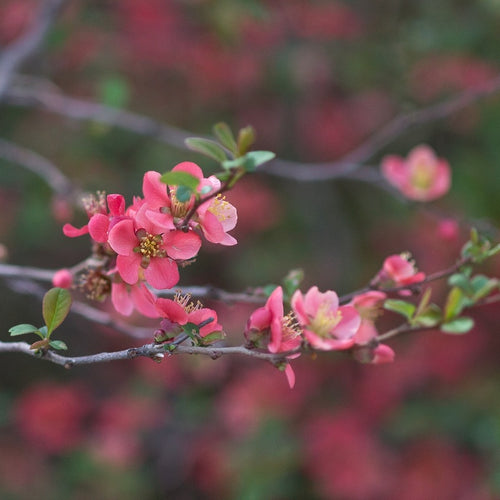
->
213;122;237;153
185;137;227;163
99;75;130;108
384;299;416;320
175;185;193;203
283;269;304;298
441;316;474;334
412;304;442;327
42;287;72;336
182;322;200;339
444;287;466;321
470;275;498;301
49;340;68;350
414;288;432;318
160;170;200;190
200;330;225;345
448;273;473;294
9;324;40;336
237;125;255;155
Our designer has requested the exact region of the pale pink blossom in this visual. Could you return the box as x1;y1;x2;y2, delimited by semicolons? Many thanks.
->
375;253;425;289
381;145;451;201
291;286;360;351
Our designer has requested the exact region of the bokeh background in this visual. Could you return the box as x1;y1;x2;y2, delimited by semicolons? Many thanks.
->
1;0;500;498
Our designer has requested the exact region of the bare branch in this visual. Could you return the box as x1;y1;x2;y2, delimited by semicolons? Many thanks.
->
0;138;77;196
0;340;292;367
5;85;202;150
0;0;68;100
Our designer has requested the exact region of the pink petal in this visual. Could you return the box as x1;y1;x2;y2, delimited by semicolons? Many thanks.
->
172;161;203;180
111;282;134;316
163;230;202;260
116;254;141;285
189;308;223;337
107;194;125;216
304;330;355;351
285;364;296;389
142;171;168;210
155;298;188;323
145;258;179;289
63;223;89;237
381;155;406;188
88;213;110;243
131;284;160;318
108;219;137;255
335;305;361;340
373;344;395;364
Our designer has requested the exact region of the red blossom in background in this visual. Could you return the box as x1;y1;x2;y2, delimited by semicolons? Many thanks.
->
381;145;451;202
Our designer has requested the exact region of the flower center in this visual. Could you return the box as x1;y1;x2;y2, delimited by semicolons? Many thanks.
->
78;268;111;301
411;162;434;190
82;191;107;217
169;188;190;219
309;303;342;338
134;230;166;268
174;291;203;313
281;312;303;341
208;195;230;221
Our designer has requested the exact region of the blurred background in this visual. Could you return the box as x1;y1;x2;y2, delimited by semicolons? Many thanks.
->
1;0;500;498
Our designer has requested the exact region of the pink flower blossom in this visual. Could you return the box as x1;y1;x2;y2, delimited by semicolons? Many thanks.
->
350;292;395;364
154;292;223;339
291;286;360;351
245;286;303;388
142;163;237;246
108;203;201;289
63;192;127;243
381;145;451;201
375;253;426;289
52;269;73;289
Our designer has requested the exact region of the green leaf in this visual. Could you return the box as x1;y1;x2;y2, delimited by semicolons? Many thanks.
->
160;170;200;190
200;330;225;345
213;122;237;153
470;275;498;301
237;125;255;155
414;288;432;318
175;185;193;203
448;273;473;294
182;322;200;339
384;299;416;320
282;269;304;298
99;75;130;108
9;324;40;337
242;151;276;172
42;287;72;336
444;287;466;321
185;137;227;163
412;304;442;327
49;340;68;350
441;316;474;334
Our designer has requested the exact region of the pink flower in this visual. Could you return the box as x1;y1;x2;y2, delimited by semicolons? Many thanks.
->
350;292;395;365
291;286;360;351
111;281;159;318
245;286;303;388
375;253;425;289
52;269;73;289
108;203;201;289
154;292;223;339
381;145;451;201
63;192;127;243
142;163;237;246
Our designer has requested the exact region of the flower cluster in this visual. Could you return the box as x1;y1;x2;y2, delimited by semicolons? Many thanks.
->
245;286;364;388
63;162;237;316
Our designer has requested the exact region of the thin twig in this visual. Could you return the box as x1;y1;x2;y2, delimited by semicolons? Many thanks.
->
0;138;76;196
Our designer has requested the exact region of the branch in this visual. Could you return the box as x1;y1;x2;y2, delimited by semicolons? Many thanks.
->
0;0;68;100
5;74;500;183
0;340;293;367
0;137;77;196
